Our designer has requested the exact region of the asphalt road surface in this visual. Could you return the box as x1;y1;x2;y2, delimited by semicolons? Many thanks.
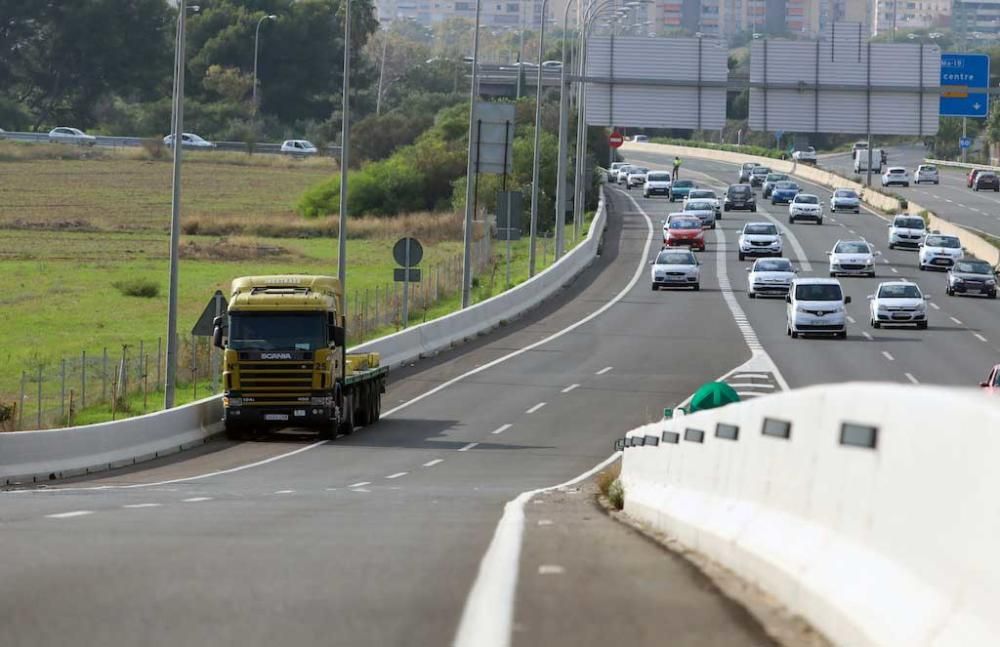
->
1;185;774;647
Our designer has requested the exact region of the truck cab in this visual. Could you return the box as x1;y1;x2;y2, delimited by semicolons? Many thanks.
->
214;275;387;440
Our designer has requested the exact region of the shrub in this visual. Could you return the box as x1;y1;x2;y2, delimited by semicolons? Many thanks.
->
112;278;159;298
140;137;166;159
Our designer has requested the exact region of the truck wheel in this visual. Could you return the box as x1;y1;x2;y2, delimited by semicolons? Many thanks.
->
355;386;371;427
225;424;246;441
339;394;355;435
372;388;382;422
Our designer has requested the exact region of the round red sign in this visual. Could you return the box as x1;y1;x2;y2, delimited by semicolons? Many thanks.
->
608;131;624;149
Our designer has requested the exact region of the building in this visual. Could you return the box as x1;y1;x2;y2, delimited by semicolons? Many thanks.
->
377;0;548;29
820;0;870;33
954;0;1000;41
873;0;952;36
653;0;731;37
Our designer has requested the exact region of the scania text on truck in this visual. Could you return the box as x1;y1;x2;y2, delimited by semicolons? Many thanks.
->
212;275;387;440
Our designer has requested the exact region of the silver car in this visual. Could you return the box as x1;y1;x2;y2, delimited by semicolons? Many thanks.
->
914;164;939;185
650;248;700;291
682;199;717;230
830;188;861;213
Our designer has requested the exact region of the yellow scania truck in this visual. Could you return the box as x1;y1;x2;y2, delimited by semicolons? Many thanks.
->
212;275;387;440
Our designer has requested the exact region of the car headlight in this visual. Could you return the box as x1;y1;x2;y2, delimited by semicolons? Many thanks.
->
953;277;964;284
987;279;997;286
865;258;873;265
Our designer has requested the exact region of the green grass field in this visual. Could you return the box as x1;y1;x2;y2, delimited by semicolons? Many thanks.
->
0;144;593;427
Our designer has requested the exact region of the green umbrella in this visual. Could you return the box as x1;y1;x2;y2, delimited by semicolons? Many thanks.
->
687;382;741;414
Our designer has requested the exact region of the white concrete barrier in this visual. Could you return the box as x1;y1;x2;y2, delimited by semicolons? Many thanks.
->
626;142;1000;267
1;193;607;483
618;383;1000;646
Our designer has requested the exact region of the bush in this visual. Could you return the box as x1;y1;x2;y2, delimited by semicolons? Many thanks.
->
112;278;159;298
140;137;167;159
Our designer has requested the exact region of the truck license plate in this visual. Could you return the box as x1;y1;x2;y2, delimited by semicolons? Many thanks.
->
265;414;289;421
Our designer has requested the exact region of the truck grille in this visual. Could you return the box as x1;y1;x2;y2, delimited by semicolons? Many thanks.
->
237;360;314;405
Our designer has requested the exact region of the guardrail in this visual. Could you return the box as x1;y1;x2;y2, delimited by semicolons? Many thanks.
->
627;142;1000;267
923;157;1000;172
0;191;607;483
1;131;342;157
617;383;1000;647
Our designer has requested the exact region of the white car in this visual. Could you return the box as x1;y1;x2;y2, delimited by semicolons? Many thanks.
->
615;164;634;184
0;127;6;140
626;166;649;189
48;127;96;146
682;199;717;229
881;167;910;187
281;139;318;155
607;161;627;182
738;222;783;261
918;233;963;271
686;189;721;217
914;164;939;184
828;239;879;278
788;193;823;224
786;278;851;339
650;248;700;291
163;132;216;148
747;257;797;298
887;214;926;249
643;170;672;197
830;188;861;213
792;146;817;163
868;281;928;329
541;60;562;69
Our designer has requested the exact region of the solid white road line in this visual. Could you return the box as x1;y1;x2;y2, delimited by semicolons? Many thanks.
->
386;472;408;480
537;565;565;575
123;503;162;509
423;459;443;468
847;315;856;324
862;332;874;340
726;382;776;389
755;211;813;272
950;316;963;325
525;402;546;414
182;497;212;503
537;519;554;526
905;373;920;384
348;482;371;489
975;333;989;342
735;391;761;398
273;490;295;495
491;424;512;435
458;443;479;452
46;510;93;519
560;383;580;393
882;351;895;361
595;366;613;375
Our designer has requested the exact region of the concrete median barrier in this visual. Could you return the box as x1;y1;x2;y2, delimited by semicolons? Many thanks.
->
618;383;1000;646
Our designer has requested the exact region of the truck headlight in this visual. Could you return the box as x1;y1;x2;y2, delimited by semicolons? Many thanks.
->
224;397;242;407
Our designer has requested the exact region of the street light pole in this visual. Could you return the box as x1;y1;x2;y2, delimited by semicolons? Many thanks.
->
252;14;277;119
460;0;483;308
164;3;198;410
554;0;579;259
376;28;390;115
528;0;552;276
338;0;351;312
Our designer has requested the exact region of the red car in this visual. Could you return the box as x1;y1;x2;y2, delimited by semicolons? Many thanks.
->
967;168;983;188
981;364;1000;393
663;216;705;251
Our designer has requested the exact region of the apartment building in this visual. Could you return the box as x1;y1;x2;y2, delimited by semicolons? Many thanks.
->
954;0;1000;40
379;0;547;28
873;0;952;35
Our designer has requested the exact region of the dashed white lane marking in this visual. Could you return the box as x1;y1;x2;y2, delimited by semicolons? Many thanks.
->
46;510;93;519
561;383;580;393
848;229;856;234
930;302;940;310
755;211;813;272
975;333;989;342
182;497;212;503
727;382;776;389
423;459;444;467
730;372;771;378
537;519;554;526
537;565;566;575
905;373;920;384
525;402;547;414
932;194;940;199
352;488;371;493
348;482;371;488
891;267;899;273
492;424;512;435
958;203;966;208
945;199;954;203
273;489;295;495
458;442;479;452
595;366;613;375
386;472;408;480
971;207;981;213
862;332;874;340
882;351;895;361
123;503;162;509
847;315;856;324
950;316;963;325
736;391;761;398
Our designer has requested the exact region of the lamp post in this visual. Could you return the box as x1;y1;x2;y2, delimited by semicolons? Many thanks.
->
164;3;199;410
553;0;579;259
338;0;351;309
376;27;390;115
460;0;483;308
528;0;555;277
252;14;277;118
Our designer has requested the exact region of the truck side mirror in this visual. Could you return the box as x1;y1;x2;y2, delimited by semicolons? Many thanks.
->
330;325;346;348
212;315;226;349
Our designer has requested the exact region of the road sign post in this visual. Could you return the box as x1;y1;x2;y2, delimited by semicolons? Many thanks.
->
393;237;423;329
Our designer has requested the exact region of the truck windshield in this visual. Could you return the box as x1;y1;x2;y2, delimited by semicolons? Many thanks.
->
229;312;327;351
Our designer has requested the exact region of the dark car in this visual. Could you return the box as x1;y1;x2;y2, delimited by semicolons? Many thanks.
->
947;259;998;298
724;184;756;212
669;179;696;202
749;166;770;187
770;181;801;204
973;171;1000;191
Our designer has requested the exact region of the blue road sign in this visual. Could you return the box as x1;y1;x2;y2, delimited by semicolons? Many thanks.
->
960;136;972;149
941;53;990;118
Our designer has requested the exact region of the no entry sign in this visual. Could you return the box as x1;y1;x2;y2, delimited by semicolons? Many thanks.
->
608;131;624;149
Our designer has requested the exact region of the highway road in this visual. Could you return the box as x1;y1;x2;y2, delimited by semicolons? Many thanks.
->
4;148;997;646
818;143;1000;239
0;188;776;646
